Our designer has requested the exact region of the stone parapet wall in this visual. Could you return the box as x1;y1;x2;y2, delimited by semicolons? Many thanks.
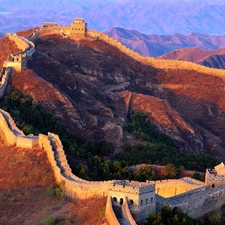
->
148;178;205;198
0;109;25;137
0;111;17;145
105;196;120;225
7;34;29;51
156;184;225;219
18;36;35;59
122;197;137;225
0;67;11;98
17;136;39;148
0;109;39;147
26;30;40;43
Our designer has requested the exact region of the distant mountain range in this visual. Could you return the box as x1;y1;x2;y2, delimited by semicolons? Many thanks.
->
105;27;225;57
158;48;225;69
0;0;225;34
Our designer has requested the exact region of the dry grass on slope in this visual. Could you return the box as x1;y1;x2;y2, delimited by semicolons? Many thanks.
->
0;36;20;69
0;141;107;225
16;27;39;37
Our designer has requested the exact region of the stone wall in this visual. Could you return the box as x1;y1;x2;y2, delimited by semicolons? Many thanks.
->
0;109;39;147
7;33;29;51
17;135;39;148
0;67;11;98
149;178;205;198
26;29;40;43
105;196;120;225
122;197;137;225
0;111;17;145
87;30;225;79
2;97;225;221
18;36;35;59
3;32;35;72
156;183;225;219
205;169;225;187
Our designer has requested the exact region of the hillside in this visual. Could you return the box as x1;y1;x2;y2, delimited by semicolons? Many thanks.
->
105;27;225;57
0;36;20;68
0;141;107;225
158;47;225;69
0;29;222;164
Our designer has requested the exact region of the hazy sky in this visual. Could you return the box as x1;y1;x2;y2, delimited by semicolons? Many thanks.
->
0;0;224;34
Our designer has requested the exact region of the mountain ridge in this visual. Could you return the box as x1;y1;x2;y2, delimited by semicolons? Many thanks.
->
105;27;225;57
1;28;223;162
158;47;225;69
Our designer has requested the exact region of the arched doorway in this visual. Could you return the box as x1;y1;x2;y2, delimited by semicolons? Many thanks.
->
113;197;117;202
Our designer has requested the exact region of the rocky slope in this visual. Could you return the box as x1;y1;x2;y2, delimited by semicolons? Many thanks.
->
3;30;225;162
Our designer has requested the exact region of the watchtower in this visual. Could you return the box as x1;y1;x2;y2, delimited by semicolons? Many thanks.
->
205;162;225;188
109;180;156;223
70;18;87;36
3;53;27;72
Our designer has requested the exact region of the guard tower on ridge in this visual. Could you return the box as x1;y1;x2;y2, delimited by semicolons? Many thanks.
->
70;18;87;36
109;180;156;223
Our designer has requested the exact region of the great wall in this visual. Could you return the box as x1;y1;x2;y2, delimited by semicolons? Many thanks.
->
1;18;225;224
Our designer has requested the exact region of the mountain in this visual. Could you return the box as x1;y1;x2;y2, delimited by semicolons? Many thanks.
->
1;28;225;164
1;0;225;34
0;32;4;37
202;54;225;69
158;47;225;69
105;27;225;57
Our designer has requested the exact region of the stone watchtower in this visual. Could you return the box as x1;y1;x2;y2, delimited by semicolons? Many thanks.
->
205;162;225;188
109;180;156;223
70;18;87;36
3;53;27;72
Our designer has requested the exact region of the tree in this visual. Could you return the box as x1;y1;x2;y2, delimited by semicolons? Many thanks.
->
133;165;155;182
208;208;222;225
164;163;177;178
192;172;201;180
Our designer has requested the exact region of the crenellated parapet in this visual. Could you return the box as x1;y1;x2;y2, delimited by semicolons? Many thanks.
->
0;67;11;99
